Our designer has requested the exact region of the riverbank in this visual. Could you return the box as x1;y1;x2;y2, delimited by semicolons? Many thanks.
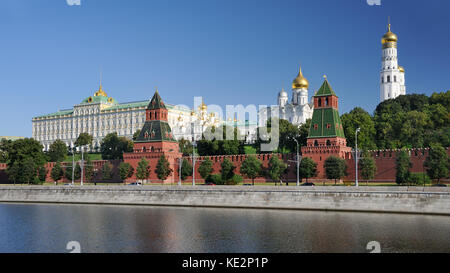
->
0;186;449;215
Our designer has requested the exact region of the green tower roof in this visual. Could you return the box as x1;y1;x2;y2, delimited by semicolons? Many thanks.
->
315;79;337;97
147;90;167;110
135;120;176;143
308;79;345;139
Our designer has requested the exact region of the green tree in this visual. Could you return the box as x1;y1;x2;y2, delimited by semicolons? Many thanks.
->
0;138;12;163
64;164;73;181
220;158;236;184
84;158;95;183
100;132;134;160
118;162;134;181
50;162;64;183
395;150;412;185
38;165;48;183
179;138;193;156
266;156;287;185
297;119;312;146
324;156;347;185
22;157;37;185
299;157;317;183
136;158;150;182
74;163;82;181
180;158;193;181
6;138;47;184
155;155;173;182
198;157;213;180
102;162;113;181
48;139;68;162
240;156;262;185
75;133;93;147
424;144;449;184
341;107;377;150
359;153;377;185
132;129;141;141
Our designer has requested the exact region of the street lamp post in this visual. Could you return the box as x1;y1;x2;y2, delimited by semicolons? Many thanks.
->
355;127;361;187
293;138;300;186
80;146;85;186
71;146;75;185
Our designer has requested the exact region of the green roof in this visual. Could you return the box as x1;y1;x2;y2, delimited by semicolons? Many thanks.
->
80;95;118;105
315;79;337;97
147;91;167;110
135;120;177;143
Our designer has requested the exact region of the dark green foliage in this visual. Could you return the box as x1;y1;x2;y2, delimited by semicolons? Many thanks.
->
266;156;287;184
395;150;412;185
240;156;262;185
136;158;150;181
228;174;243;185
74;163;82;181
409;173;431;186
101;162;113;181
359;155;377;183
198;158;213;180
424;144;449;183
180;159;193;181
118;162;134;181
297;119;311;147
374;92;450;149
84;158;95;183
324;156;347;184
64;164;73;181
179;138;193;156
51;162;64;183
341;107;377;150
197;125;244;156
155;155;173;181
0;138;13;163
220;158;236;183
75;133;93;147
206;174;222;185
299;157;317;183
48;140;68;162
38;165;48;182
6;138;46;184
132;129;141;141
100;132;134;160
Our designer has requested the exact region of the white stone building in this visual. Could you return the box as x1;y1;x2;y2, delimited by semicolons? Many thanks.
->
259;66;313;128
32;85;222;151
380;22;406;102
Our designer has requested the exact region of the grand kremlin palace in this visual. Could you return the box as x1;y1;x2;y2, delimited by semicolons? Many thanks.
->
31;84;256;151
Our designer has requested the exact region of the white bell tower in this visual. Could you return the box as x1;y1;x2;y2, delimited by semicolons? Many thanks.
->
380;19;406;102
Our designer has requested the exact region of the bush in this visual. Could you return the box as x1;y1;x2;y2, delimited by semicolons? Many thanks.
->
207;174;223;185
226;174;243;185
409;173;431;185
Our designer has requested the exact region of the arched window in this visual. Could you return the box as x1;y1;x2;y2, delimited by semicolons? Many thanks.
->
326;140;331;146
314;140;319;147
318;98;322;107
325;97;329;106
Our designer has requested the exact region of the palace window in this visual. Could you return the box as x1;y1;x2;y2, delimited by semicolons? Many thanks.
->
387;76;391;83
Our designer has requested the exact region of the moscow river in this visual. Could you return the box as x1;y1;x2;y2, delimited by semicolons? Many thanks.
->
0;203;449;253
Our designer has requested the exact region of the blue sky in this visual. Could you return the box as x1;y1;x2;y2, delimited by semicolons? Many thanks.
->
1;0;449;137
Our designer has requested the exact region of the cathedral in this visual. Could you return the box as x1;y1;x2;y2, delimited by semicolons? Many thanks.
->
380;22;406;102
258;66;313;128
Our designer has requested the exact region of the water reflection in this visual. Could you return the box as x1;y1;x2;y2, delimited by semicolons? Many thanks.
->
0;204;449;253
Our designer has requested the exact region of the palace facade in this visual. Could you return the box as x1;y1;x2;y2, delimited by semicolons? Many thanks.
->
32;84;222;151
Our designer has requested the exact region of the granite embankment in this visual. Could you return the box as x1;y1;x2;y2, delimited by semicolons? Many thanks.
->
0;186;449;215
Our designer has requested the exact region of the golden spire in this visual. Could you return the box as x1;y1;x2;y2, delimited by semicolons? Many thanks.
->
292;65;309;89
94;69;108;97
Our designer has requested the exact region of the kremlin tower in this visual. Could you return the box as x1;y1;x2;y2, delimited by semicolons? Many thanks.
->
380;20;406;102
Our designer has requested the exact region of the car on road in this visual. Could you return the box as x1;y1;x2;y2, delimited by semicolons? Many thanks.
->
431;184;447;187
300;182;315;186
128;182;142;186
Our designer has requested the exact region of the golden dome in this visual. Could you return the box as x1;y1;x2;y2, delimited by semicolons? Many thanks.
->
382;24;398;44
399;66;405;73
292;66;309;89
94;84;108;97
199;100;207;111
